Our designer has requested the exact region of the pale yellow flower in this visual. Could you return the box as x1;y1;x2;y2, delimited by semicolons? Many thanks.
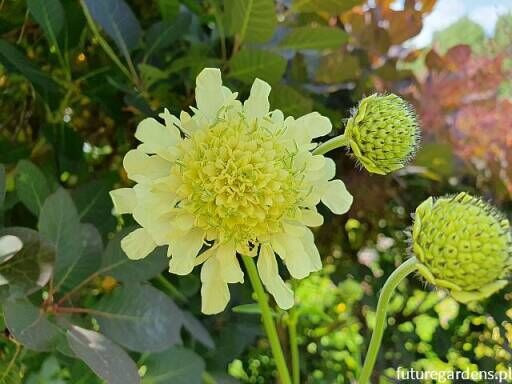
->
110;68;353;314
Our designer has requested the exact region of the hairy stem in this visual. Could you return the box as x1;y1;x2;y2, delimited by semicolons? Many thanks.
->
242;255;292;384
312;134;349;156
288;311;300;384
358;257;419;384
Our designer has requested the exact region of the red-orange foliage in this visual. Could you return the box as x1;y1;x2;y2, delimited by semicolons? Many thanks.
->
412;45;512;196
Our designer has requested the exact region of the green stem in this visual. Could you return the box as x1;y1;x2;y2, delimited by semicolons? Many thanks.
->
358;257;419;384
242;255;292;384
155;274;188;303
312;134;349;156
288;312;300;384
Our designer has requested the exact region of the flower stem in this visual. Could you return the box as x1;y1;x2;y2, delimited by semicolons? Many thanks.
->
358;257;419;384
288;311;300;384
312;134;349;156
242;255;292;384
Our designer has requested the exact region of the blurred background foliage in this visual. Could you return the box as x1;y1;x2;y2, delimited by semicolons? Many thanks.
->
0;0;511;383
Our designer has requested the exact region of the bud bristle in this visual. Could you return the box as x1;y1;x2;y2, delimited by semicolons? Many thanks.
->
411;192;512;303
345;93;420;175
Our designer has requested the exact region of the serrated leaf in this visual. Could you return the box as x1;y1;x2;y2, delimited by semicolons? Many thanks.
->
26;0;65;49
269;84;313;117
38;188;82;290
94;284;183;352
0;40;61;106
181;311;215;349
292;0;363;14
0;227;55;292
3;299;60;351
142;346;205;384
229;49;286;84
15;160;51;216
225;0;276;43
101;228;167;283
316;52;360;83
83;0;141;53
66;325;140;384
0;164;5;208
158;0;180;21
279;26;348;50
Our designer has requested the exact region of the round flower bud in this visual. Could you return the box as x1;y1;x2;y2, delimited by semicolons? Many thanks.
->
412;192;512;303
344;94;420;175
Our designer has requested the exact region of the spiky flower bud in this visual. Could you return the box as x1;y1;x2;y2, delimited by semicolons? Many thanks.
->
344;94;419;175
412;192;512;303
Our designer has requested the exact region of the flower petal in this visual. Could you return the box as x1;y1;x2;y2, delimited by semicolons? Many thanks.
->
301;228;322;271
321;179;353;215
201;256;230;314
110;188;136;215
0;235;23;262
123;150;170;183
244;78;271;119
271;232;315;279
299;209;324;227
257;244;294;309
135;117;181;161
216;243;244;283
195;68;232;121
286;112;332;145
168;228;205;275
121;228;156;260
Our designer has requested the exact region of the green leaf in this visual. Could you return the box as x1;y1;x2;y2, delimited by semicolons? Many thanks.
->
101;228;167;283
94;284;183;352
83;0;141;53
139;64;169;88
42;124;85;174
142;346;205;384
58;224;103;293
0;140;30;164
0;227;55;292
15;160;51;216
279;26;348;50
38;188;82;290
0;164;5;209
66;325;140;384
229;49;286;84
232;303;278;316
269;84;313;117
26;0;65;49
181;311;215;349
231;303;262;315
315;52;360;83
225;0;276;43
158;0;180;21
3;299;60;351
72;178;116;235
144;15;191;60
0;40;61;106
292;0;363;14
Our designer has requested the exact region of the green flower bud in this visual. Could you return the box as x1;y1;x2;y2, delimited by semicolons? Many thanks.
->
412;192;512;303
344;94;419;175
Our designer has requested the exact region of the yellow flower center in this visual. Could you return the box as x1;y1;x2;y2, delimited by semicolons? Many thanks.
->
173;118;301;244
